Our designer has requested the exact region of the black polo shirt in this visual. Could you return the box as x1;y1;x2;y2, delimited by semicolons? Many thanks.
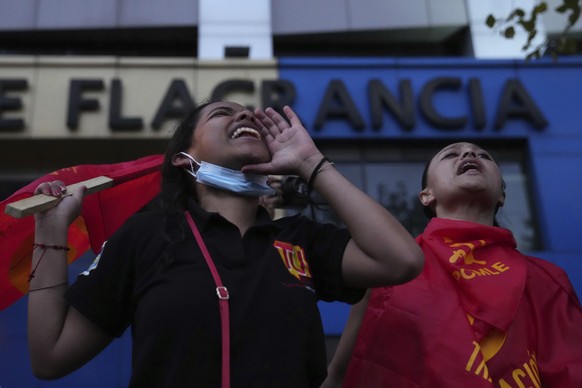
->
65;199;364;387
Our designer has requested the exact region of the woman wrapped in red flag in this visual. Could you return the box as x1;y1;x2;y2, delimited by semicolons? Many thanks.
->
26;101;424;387
324;142;582;388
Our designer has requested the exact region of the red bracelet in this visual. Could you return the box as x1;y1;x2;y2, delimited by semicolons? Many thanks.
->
28;243;70;281
28;282;68;292
32;243;70;251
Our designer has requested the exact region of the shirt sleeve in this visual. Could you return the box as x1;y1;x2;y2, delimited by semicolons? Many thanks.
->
301;217;365;304
64;215;142;337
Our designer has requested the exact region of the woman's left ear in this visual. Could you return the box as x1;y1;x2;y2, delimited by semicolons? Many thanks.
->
172;153;189;167
419;188;435;208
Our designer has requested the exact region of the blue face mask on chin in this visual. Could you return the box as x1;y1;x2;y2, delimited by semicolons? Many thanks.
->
178;152;276;197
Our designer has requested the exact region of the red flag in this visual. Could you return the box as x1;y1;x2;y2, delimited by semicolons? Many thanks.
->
344;218;582;387
419;219;527;336
0;154;163;310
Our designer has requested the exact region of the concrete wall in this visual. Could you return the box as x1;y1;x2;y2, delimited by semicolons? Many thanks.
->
0;0;199;30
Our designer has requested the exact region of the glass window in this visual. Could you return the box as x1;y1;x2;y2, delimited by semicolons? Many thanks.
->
280;141;540;252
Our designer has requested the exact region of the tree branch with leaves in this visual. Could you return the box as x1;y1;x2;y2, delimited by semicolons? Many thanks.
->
486;0;580;60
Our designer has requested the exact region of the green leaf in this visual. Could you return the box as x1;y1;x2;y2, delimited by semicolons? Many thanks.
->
504;27;516;38
486;14;497;27
521;20;536;31
556;4;568;13
533;2;548;14
564;0;578;7
508;8;526;20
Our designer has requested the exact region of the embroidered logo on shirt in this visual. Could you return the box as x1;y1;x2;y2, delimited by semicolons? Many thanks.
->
274;240;314;290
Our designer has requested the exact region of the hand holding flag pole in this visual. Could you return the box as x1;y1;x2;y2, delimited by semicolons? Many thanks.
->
0;154;164;310
4;176;114;218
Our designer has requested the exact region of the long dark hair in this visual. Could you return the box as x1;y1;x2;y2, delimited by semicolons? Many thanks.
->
157;102;211;216
138;103;213;270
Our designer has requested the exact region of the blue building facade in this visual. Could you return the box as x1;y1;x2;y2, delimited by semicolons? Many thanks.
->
278;56;582;334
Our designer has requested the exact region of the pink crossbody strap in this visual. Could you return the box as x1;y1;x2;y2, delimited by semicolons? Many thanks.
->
185;211;230;388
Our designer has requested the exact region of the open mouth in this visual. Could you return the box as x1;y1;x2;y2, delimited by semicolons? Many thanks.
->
457;162;481;175
230;127;260;139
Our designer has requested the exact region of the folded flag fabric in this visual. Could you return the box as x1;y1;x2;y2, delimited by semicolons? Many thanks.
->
344;218;582;387
0;154;163;310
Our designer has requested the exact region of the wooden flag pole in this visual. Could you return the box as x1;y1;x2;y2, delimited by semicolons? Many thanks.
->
4;176;114;219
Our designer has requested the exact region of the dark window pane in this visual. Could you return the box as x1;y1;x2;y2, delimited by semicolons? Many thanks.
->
282;142;540;252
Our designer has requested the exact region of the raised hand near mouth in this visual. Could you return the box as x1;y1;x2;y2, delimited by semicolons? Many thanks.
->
243;106;323;179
